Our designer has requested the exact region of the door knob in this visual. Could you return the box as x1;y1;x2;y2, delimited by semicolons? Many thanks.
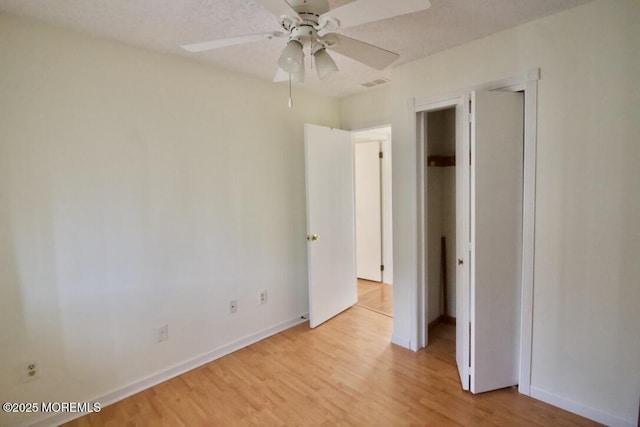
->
307;234;320;241
458;259;464;265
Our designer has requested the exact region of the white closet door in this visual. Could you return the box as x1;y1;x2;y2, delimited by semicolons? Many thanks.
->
305;124;357;328
456;96;471;390
470;90;524;393
355;141;382;282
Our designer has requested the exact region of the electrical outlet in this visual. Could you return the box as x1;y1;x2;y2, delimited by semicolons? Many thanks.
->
156;324;169;342
259;290;267;304
230;299;238;313
24;361;39;382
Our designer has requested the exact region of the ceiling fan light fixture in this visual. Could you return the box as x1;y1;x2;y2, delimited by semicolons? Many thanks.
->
291;57;305;83
278;40;304;73
314;48;338;80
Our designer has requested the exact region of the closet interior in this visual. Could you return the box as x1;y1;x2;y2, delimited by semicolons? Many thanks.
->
426;107;457;338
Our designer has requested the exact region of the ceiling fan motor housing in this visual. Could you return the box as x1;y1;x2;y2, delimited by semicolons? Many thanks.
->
284;0;338;52
289;26;325;50
288;0;330;16
280;0;337;35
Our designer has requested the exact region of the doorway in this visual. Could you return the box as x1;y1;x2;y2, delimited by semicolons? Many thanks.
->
419;92;526;392
424;108;457;344
414;79;536;395
304;123;395;328
353;126;393;317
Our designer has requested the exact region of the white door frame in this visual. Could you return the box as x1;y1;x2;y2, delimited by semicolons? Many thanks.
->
413;97;468;354
408;68;539;395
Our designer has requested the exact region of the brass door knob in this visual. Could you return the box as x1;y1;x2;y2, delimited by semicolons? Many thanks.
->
307;234;320;241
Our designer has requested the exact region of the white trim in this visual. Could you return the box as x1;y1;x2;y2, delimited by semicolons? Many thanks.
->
518;78;538;395
391;334;411;349
414;68;540;111
415;96;462;113
27;314;309;427
530;386;637;427
409;68;539;396
407;97;420;352
416;110;427;349
381;135;393;284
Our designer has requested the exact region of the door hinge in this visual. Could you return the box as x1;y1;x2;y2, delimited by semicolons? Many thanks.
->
468;113;473;123
380;264;385;272
379;151;383;159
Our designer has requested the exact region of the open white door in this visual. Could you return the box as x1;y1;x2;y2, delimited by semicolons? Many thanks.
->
305;124;357;328
455;96;471;390
355;141;382;282
469;90;524;393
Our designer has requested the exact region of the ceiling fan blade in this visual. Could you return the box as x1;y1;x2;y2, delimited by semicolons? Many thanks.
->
257;0;302;23
324;34;399;70
320;0;431;29
181;31;285;52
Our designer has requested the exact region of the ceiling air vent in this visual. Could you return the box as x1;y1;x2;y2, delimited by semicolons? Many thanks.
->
361;77;389;88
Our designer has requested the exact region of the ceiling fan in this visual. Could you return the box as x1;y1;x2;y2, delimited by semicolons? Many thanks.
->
181;0;432;83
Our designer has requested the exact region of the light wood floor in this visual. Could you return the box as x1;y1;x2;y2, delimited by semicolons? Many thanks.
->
356;278;393;316
65;307;598;426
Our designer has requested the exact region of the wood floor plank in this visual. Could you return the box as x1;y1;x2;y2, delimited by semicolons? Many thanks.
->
356;279;382;297
356;279;393;316
64;307;599;426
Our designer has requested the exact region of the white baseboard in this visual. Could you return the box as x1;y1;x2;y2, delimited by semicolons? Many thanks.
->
28;314;309;427
530;386;637;427
391;334;413;350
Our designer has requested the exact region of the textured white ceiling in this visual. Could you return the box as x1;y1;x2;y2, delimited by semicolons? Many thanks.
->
0;0;591;97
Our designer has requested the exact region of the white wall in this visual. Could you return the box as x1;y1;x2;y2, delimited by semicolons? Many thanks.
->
340;86;391;131
340;0;640;425
0;13;340;426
